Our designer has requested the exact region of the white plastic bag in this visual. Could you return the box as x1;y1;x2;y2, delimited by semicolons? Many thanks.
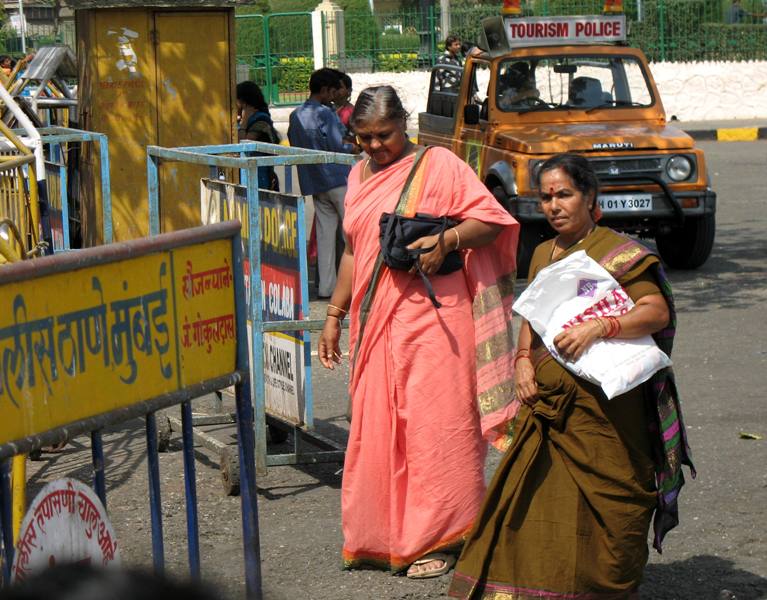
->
513;250;671;399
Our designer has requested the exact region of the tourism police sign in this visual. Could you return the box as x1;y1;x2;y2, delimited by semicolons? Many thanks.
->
201;180;307;425
505;15;626;47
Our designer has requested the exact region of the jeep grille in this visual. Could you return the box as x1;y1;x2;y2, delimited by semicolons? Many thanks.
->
588;157;664;177
529;155;688;189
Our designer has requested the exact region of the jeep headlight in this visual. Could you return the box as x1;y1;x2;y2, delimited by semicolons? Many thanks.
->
666;155;692;182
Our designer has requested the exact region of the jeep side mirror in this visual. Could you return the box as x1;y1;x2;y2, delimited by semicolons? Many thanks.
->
464;103;480;125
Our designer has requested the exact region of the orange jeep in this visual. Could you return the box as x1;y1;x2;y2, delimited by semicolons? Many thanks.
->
418;15;716;275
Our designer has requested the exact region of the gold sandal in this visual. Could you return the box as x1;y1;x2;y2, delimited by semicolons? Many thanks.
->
406;552;456;579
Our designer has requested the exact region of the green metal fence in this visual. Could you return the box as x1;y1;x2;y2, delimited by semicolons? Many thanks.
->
331;9;439;72
235;1;766;105
235;11;313;106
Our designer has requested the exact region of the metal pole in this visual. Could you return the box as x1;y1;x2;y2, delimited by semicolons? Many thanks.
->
181;401;201;579
246;167;268;476
18;0;26;54
0;460;14;584
440;0;450;40
91;430;107;508
659;0;666;62
146;413;165;575
232;231;263;599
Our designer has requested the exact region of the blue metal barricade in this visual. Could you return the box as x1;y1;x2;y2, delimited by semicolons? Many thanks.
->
16;126;114;250
146;142;357;476
0;221;262;598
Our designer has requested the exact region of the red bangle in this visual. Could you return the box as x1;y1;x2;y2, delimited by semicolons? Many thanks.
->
606;316;621;338
514;349;531;366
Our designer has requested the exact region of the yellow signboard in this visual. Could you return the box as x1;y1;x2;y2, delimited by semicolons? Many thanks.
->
0;235;237;445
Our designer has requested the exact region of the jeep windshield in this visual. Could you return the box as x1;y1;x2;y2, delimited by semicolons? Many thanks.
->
494;55;655;113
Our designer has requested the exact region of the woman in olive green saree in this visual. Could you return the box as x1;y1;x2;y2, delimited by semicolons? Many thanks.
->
449;154;694;600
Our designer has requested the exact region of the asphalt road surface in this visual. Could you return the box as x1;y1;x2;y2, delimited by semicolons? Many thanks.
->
25;141;767;600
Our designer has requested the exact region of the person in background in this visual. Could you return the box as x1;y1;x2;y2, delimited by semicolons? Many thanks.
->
318;85;519;580
496;61;540;110
449;153;695;599
288;68;356;298
725;0;765;22
236;80;280;191
0;55;14;77
333;70;355;131
435;34;463;90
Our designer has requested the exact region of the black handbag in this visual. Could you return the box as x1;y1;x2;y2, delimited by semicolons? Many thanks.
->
379;212;462;273
376;148;462;308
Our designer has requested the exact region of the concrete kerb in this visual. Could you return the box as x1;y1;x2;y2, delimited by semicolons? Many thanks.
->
684;126;767;142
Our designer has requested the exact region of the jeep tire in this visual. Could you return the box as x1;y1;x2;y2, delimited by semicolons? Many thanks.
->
656;213;715;269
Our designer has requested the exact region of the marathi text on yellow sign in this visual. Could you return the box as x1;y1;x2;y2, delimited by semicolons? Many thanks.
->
0;238;237;445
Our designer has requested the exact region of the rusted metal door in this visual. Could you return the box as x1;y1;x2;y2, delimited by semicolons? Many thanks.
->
155;11;234;233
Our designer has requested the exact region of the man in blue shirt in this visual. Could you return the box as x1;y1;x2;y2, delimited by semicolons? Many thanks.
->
288;68;356;297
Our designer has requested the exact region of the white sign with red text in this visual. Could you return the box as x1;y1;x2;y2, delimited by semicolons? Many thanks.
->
505;15;626;47
12;478;120;582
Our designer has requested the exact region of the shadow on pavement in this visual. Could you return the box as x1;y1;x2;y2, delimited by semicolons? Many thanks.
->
642;554;767;599
27;419;150;498
647;226;766;314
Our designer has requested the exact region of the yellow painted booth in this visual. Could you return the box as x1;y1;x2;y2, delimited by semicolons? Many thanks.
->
75;1;238;243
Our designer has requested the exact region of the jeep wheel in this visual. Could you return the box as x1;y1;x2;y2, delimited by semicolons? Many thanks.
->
656;214;715;269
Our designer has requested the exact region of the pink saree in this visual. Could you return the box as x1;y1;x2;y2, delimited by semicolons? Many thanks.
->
341;146;520;571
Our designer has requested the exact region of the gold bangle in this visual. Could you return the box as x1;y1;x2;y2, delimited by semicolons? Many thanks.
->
327;303;348;315
326;313;343;321
453;228;460;250
596;318;607;338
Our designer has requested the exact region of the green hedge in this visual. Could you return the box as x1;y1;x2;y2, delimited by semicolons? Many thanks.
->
626;0;706;61
377;52;419;72
700;23;767;60
532;0;604;16
448;5;502;47
275;56;313;92
378;32;421;52
236;14;265;57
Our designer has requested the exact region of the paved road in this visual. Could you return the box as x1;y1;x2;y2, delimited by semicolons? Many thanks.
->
24;141;767;600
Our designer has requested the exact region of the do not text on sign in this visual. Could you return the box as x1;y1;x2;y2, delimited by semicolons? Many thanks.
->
201;180;307;425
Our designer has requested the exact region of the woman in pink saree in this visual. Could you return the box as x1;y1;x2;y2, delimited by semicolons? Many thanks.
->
318;86;520;579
